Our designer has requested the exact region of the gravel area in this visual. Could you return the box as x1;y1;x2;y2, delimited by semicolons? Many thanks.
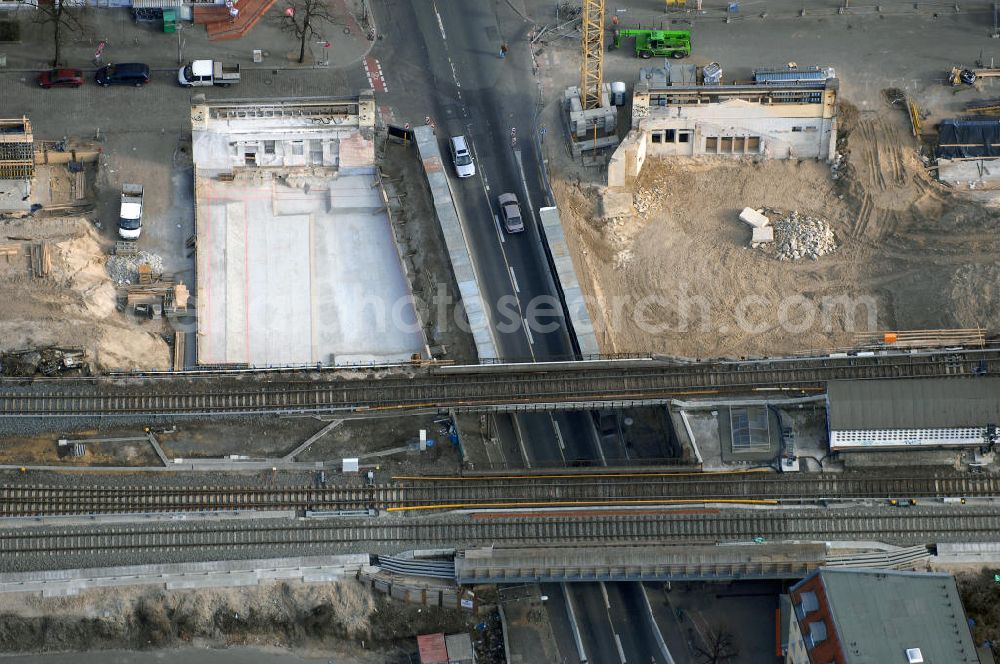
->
0;513;468;573
758;208;839;261
105;250;165;286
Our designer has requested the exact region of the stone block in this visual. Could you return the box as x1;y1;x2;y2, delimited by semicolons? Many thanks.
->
751;226;774;247
739;207;770;228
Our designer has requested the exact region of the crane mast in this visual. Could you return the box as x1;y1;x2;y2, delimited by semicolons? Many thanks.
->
580;0;606;110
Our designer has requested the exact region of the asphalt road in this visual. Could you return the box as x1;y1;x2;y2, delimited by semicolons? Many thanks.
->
370;1;667;661
373;0;605;468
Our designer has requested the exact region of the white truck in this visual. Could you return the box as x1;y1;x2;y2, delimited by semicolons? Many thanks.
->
118;184;144;240
177;60;241;88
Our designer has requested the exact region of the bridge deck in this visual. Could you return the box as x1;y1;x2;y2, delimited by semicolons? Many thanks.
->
1;348;996;418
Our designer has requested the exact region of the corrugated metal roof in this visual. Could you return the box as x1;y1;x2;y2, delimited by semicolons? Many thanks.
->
445;633;474;663
132;0;182;8
800;569;978;664
418;633;448;664
827;377;1000;430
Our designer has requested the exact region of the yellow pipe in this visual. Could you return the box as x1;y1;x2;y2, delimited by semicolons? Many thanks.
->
392;468;772;481
386;498;779;512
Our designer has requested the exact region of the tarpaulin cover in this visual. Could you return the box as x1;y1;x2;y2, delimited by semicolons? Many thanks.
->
936;118;1000;158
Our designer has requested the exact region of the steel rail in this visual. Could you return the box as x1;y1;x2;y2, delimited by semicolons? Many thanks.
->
3;507;1000;556
1;472;997;516
0;348;996;417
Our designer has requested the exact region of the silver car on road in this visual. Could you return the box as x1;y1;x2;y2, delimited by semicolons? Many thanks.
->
498;192;525;233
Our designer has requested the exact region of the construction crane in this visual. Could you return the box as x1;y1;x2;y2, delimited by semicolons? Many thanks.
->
580;0;605;110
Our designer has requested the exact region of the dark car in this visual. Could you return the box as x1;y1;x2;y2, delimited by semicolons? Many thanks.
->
95;63;150;87
38;68;84;89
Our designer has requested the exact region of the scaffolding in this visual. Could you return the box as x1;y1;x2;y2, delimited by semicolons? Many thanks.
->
0;117;34;180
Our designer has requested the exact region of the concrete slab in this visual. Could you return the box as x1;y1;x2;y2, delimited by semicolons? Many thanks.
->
196;174;423;367
752;225;775;247
0;554;369;596
740;207;771;228
192;96;422;368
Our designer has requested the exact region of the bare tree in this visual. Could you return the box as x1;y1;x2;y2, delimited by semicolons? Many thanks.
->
692;625;739;664
22;0;89;66
278;0;340;64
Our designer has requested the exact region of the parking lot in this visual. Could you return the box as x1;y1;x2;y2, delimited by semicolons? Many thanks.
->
1;3;369;269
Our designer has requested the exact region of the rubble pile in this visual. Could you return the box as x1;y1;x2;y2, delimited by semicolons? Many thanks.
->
771;210;838;260
1;347;88;377
106;251;163;285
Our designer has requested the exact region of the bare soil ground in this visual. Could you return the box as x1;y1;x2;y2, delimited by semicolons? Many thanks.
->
550;107;1000;357
0;433;159;467
0;413;464;477
380;141;478;364
0;215;170;371
0;579;482;660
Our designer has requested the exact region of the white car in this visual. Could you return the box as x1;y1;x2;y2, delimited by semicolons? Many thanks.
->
450;135;475;178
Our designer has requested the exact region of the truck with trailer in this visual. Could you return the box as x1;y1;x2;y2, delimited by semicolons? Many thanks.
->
610;29;691;59
118;184;144;240
177;60;241;87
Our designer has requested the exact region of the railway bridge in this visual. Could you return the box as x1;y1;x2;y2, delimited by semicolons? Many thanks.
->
0;347;996;418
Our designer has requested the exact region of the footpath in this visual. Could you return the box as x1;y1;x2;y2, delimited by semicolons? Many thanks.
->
0;0;372;73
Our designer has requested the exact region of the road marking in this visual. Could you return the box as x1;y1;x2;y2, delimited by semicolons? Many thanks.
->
493;214;505;244
639;583;677;664
363;56;386;93
523;318;534;346
432;1;447;40
509;266;519;292
511;416;532;469
562;584;590;664
377;105;396;125
596;425;609;467
613;633;626;663
551;415;565;451
600;582;611;609
513;149;537;227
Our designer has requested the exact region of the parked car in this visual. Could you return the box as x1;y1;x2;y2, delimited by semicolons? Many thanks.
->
498;192;525;233
38;69;83;89
118;183;144;240
177;60;240;87
95;63;150;87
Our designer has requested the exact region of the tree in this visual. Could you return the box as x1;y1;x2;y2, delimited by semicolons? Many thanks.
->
692;625;739;664
278;0;340;65
23;0;90;67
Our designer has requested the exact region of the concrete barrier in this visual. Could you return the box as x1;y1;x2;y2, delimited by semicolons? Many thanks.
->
0;554;369;597
413;125;497;361
538;206;600;358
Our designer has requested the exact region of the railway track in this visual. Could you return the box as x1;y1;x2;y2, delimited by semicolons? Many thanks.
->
2;472;998;516
3;507;1000;557
0;348;995;417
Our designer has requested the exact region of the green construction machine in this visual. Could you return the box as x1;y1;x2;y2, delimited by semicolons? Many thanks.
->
610;28;691;59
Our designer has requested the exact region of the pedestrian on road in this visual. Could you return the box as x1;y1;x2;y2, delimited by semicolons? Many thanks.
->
499;42;508;58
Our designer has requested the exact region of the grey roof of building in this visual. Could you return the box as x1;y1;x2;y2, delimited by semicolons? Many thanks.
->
804;568;978;664
827;377;1000;430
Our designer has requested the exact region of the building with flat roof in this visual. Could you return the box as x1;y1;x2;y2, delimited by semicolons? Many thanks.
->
191;94;426;367
609;65;838;186
827;377;999;450
786;568;978;664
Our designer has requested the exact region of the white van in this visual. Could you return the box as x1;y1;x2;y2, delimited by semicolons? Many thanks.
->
450;135;475;178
